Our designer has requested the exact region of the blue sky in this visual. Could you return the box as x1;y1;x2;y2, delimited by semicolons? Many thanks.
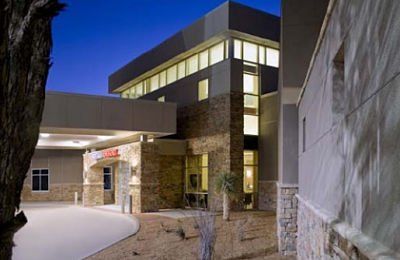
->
47;0;281;96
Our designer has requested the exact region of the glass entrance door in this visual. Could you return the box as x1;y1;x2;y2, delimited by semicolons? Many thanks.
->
184;154;208;208
244;150;258;209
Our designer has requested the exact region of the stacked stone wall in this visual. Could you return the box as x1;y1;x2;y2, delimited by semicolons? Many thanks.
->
158;155;184;209
277;185;298;256
21;183;83;201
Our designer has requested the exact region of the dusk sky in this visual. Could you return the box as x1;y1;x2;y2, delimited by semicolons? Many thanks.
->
47;0;281;96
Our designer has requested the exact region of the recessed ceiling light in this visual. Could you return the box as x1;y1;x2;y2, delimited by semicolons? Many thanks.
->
40;133;50;138
98;136;112;140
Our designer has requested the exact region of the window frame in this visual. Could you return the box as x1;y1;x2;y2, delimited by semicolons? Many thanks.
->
31;168;49;192
198;78;209;101
103;166;113;191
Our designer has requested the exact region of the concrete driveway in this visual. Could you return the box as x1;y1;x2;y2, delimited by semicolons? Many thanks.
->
12;202;139;260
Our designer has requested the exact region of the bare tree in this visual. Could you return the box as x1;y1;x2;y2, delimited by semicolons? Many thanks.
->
0;1;65;259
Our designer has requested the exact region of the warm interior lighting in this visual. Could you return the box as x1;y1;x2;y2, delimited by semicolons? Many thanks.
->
98;135;113;141
40;133;50;138
246;170;252;178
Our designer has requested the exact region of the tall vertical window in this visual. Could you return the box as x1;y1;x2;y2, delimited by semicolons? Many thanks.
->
234;39;242;59
243;42;258;63
104;166;112;190
32;169;49;191
198;79;209;101
150;74;159;91
167;65;177;84
177;61;186;79
185;154;208;208
258;46;265;65
243;151;258;209
159;71;167;87
266;48;279;68
187;54;199;75
199;49;209;70
209;42;224;65
136;82;143;96
243;64;259;136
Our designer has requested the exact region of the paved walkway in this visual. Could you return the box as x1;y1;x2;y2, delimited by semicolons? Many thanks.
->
13;202;139;260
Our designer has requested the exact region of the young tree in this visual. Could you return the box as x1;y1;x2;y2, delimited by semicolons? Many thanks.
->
215;172;241;221
0;1;65;259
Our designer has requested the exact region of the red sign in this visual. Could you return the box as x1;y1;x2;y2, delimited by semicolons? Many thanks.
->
102;149;119;158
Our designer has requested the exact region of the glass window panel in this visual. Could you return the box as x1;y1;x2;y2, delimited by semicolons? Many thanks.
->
103;167;111;174
234;39;242;59
178;61;186;79
225;40;229;59
187;54;198;75
243;166;256;193
41;169;49;175
186;155;198;169
104;175;111;190
198;79;209;101
32;176;40;190
209;42;224;65
144;79;151;94
201;154;208;167
128;86;135;98
244;95;259;115
243;41;258;63
158;96;165;102
200;167;208;192
199;50;209;70
159;70;166;87
167;65;177;84
121;89;129;98
259;46;265;64
244;150;256;165
244;115;259;135
266;48;279;68
243;74;259;95
41;176;49;191
136;82;143;97
150;74;159;92
32;169;40;175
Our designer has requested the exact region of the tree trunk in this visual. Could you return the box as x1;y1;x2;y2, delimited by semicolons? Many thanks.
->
222;193;230;221
0;1;64;259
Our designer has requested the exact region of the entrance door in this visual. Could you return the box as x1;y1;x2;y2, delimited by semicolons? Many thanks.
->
118;161;130;207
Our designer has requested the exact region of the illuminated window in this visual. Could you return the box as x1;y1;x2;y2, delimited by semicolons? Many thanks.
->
244;94;259;115
258;46;265;65
121;89;129;98
266;48;279;67
187;54;198;75
244;115;259;135
103;167;112;190
32;168;49;191
234;39;242;59
167;65;177;84
243;41;258;63
158;96;165;102
243;74;259;95
199;49;209;70
243;151;258;209
209;42;224;65
225;40;229;59
129;86;136;98
159;70;166;87
178;61;186;79
185;153;208;208
198;79;209;101
136;82;143;97
150;74;159;91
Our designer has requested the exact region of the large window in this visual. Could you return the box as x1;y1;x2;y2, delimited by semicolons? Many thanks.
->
243;64;259;136
234;39;279;68
104;166;112;190
243;41;258;63
32;168;49;192
243;151;258;209
167;65;177;84
187;54;198;75
210;42;224;65
199;49;209;70
185;154;208;208
198;79;209;101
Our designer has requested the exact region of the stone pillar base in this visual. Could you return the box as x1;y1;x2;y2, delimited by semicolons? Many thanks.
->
277;183;298;256
83;183;104;207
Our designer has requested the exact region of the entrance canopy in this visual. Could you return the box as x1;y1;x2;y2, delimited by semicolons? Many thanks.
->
37;91;176;149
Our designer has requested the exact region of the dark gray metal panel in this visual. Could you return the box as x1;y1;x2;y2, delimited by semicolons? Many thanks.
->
280;104;298;184
108;1;280;93
260;65;278;95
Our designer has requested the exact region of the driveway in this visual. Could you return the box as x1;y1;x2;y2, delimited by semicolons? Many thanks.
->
12;202;139;260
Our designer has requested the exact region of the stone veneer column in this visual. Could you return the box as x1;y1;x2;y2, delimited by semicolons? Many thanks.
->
277;183;298;256
83;166;104;206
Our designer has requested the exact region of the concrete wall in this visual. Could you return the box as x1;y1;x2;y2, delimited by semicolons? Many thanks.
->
298;0;400;258
22;149;84;201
